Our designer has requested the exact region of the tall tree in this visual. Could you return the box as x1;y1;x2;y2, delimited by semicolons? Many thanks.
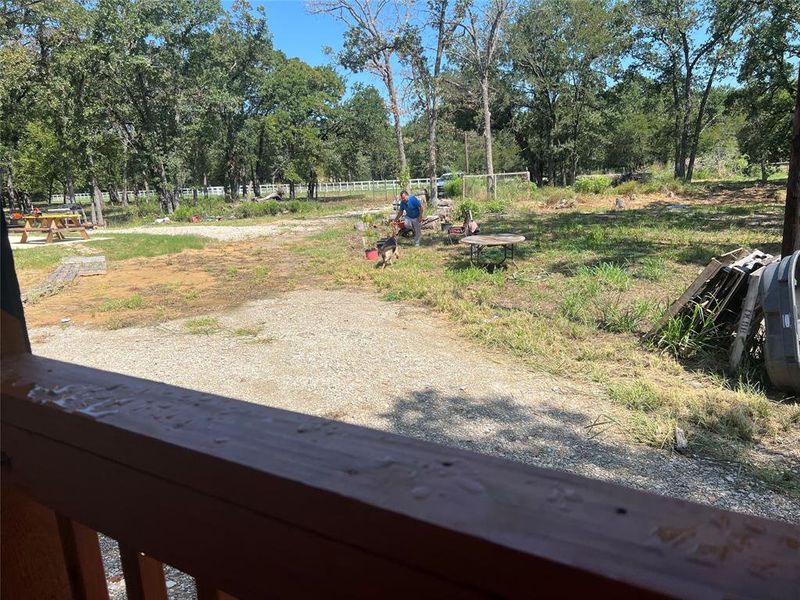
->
451;0;509;192
402;0;465;202
634;0;754;180
509;0;628;185
734;0;799;182
204;1;274;200
309;0;410;176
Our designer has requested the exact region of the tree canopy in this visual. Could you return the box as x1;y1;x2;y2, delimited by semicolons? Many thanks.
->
1;0;797;213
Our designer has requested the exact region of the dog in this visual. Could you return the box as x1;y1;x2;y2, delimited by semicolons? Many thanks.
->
377;227;400;268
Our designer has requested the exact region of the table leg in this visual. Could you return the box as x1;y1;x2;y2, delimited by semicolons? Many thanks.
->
20;221;30;243
46;220;57;244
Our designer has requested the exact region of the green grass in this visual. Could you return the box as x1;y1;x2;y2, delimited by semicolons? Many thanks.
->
98;293;145;312
608;381;664;412
12;233;207;272
233;325;262;337
285;181;797;493
184;317;220;335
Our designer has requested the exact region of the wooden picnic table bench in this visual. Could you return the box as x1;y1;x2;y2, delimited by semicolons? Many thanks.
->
20;214;90;244
459;234;525;265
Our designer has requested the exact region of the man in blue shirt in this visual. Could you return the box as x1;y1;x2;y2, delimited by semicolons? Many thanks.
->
395;190;424;246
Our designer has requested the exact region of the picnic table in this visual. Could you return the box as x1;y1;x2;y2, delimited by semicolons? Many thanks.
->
20;214;90;244
459;234;525;265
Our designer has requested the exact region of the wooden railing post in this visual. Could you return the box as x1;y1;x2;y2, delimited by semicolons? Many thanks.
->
119;547;168;600
1;216;76;599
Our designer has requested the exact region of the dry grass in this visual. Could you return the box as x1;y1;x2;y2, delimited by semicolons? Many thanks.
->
287;182;799;493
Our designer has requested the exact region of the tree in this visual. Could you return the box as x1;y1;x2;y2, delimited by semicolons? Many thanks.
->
95;0;220;212
258;58;343;198
203;2;274;200
402;0;465;202
509;0;628;185
326;84;395;180
309;0;411;175
451;0;510;192
734;0;799;182
634;0;754;180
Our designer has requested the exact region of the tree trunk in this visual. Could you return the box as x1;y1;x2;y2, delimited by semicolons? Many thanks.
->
203;172;208;197
480;76;495;195
157;162;176;214
122;159;129;206
3;168;18;212
781;68;800;256
192;187;198;206
251;164;260;199
686;62;718;182
88;156;105;227
427;104;438;206
384;52;407;173
761;159;769;184
65;171;75;204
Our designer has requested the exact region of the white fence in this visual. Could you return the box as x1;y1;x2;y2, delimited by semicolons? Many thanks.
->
50;174;528;203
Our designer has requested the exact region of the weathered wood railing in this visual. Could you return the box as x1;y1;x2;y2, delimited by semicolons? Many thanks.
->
2;354;799;599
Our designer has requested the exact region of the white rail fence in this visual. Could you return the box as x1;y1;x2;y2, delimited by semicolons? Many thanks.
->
50;173;530;203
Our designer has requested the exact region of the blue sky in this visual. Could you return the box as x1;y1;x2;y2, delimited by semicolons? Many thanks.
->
257;0;382;92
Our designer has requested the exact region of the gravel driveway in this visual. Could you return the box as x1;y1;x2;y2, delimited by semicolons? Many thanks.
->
32;289;798;522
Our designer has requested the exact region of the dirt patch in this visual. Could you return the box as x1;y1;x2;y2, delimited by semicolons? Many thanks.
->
23;237;317;328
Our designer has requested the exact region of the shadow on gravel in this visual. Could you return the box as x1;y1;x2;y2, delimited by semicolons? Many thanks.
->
378;389;789;509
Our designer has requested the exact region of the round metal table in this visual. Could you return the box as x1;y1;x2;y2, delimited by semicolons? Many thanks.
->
459;234;526;265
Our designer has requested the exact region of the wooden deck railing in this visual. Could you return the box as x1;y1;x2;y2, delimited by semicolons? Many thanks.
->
2;353;799;599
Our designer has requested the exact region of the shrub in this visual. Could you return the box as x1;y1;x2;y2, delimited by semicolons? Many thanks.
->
444;177;463;198
483;198;508;214
171;205;199;222
235;200;280;219
455;198;481;221
613;181;640;196
288;200;302;213
574;176;612;194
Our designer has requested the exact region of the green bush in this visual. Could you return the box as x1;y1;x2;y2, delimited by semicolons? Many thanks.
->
444;177;463;198
171;205;199;222
483;198;508;214
455;198;481;221
288;200;302;213
574;176;612;194
613;181;640;195
235;200;280;219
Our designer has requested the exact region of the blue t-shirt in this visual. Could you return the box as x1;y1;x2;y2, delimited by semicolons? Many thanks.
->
401;195;422;219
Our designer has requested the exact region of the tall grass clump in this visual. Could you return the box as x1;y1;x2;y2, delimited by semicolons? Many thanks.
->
574;176;611;194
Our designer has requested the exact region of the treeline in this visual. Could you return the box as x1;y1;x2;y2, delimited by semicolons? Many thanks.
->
1;0;798;220
1;1;398;220
317;0;798;190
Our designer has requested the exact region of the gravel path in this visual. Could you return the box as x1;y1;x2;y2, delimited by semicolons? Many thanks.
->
32;289;799;523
